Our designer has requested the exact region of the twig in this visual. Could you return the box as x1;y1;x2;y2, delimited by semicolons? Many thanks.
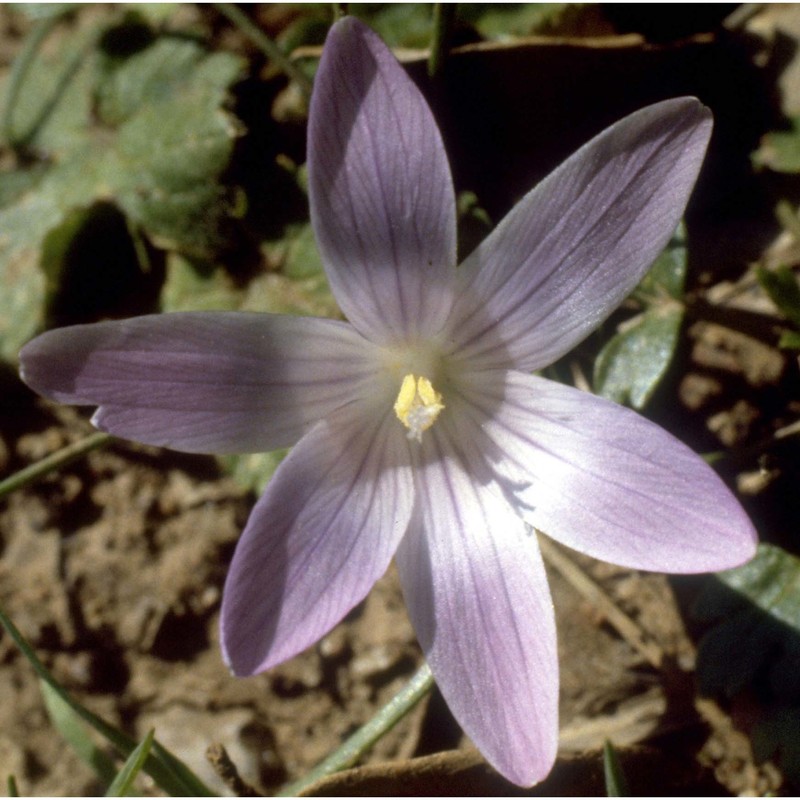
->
206;743;261;797
537;535;664;669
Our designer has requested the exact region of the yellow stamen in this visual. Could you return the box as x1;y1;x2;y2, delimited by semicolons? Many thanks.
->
393;374;445;442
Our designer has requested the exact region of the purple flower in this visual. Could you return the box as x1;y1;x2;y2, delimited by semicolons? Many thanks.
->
20;17;756;786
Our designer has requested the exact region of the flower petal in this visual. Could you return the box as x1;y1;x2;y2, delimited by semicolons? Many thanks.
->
395;429;558;786
470;371;757;572
308;16;457;344
221;404;413;675
445;98;712;371
19;313;378;453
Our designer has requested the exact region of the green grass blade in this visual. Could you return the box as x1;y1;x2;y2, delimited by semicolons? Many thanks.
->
278;661;435;796
40;679;117;785
106;729;155;797
0;606;216;796
0;431;111;499
7;775;19;796
603;740;630;797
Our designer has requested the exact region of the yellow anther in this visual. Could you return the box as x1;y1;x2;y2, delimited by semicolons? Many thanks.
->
393;374;445;442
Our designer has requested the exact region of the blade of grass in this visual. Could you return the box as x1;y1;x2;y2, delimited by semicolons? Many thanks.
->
40;679;117;786
106;729;155;797
278;661;434;796
0;431;111;500
603;740;630;797
428;3;457;78
0;606;215;796
214;3;312;98
7;775;19;796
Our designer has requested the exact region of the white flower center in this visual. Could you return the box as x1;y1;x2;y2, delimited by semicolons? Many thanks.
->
393;373;445;442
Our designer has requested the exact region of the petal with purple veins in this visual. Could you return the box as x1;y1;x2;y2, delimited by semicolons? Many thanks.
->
308;17;457;344
446;98;712;372
20;312;379;453
470;370;757;573
395;427;558;787
221;402;414;676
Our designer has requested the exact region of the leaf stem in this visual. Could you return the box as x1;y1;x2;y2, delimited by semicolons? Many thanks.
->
428;3;457;79
277;661;435;796
214;3;313;99
0;431;111;500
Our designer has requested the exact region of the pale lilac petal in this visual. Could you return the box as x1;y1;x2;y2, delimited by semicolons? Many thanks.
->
308;16;457;344
467;370;757;572
221;404;413;675
395;427;558;786
445;98;712;371
19;313;379;453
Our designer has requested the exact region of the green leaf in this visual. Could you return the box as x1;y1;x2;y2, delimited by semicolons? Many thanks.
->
695;544;800;783
603;741;629;797
697;544;800;639
124;5;182;27
695;543;800;699
96;36;220;125
593;308;683;409
0;23;245;361
40;680;118;785
105;729;155;797
636;223;687;302
96;36;244;256
593;226;687;409
0;162;81;361
161;253;242;312
350;4;434;48
459;4;571;39
271;220;325;280
113;98;240;256
754;117;800;174
218;450;288;495
0;606;216;796
779;330;800;349
757;265;800;329
8;4;73;21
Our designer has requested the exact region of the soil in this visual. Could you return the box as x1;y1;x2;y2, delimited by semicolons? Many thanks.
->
2;4;800;797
